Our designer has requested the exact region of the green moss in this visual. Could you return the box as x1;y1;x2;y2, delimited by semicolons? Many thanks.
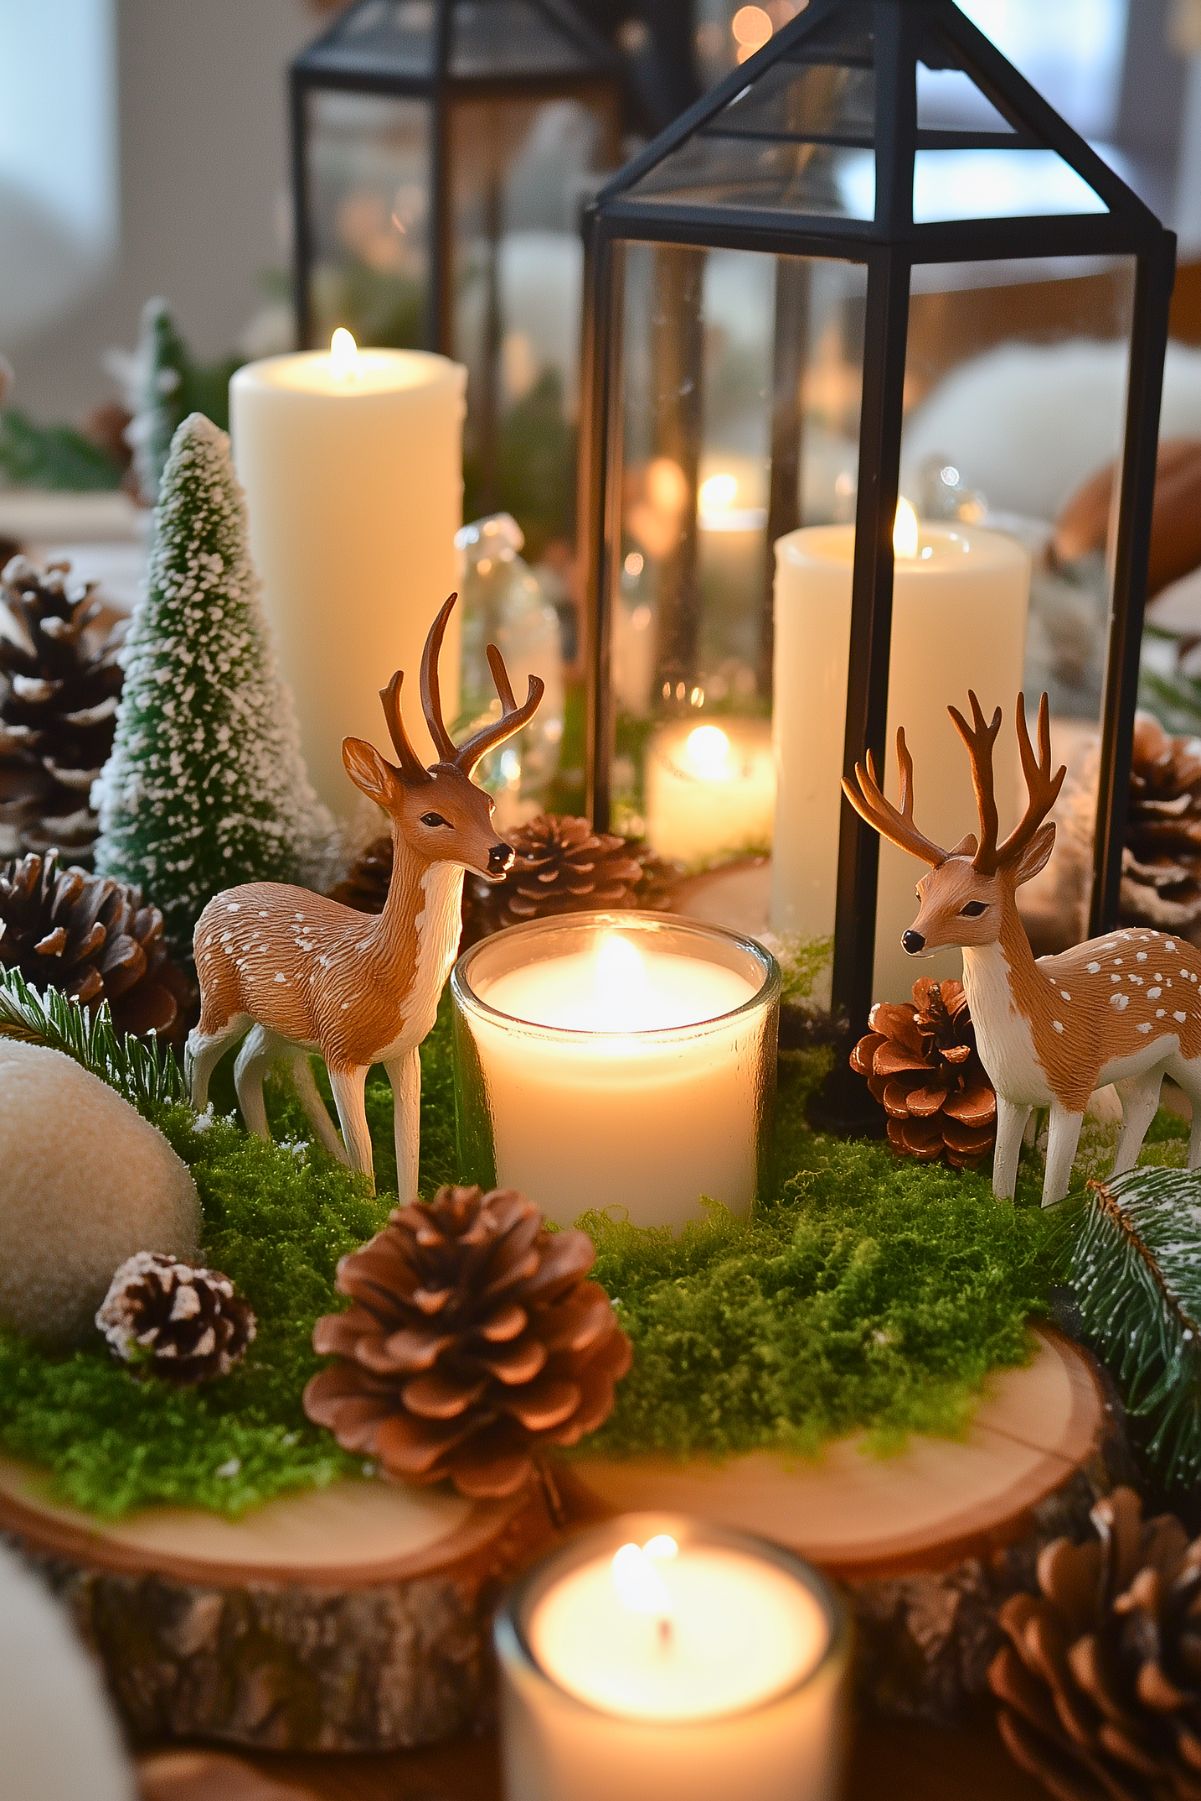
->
0;998;1162;1516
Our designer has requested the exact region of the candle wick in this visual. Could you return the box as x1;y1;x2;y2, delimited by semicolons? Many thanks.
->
657;1614;673;1650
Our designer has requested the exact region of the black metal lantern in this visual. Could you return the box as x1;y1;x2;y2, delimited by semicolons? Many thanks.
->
290;0;623;542
581;0;1175;1039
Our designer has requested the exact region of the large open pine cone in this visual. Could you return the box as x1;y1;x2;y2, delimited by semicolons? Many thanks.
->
462;813;676;943
97;1252;256;1385
0;556;124;866
989;1487;1201;1801
850;977;996;1168
0;851;191;1041
305;1185;632;1499
1120;712;1201;937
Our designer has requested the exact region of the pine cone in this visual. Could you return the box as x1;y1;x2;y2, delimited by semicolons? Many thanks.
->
0;851;192;1041
850;977;996;1168
462;813;677;944
96;1251;256;1385
0;556;124;867
304;1185;632;1499
327;833;392;913
989;1487;1201;1801
1120;712;1201;936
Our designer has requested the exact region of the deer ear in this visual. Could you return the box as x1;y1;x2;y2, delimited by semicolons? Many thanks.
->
342;737;398;808
948;832;978;858
1014;821;1056;887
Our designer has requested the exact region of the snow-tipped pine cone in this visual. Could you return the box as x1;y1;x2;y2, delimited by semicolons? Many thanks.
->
97;1252;256;1385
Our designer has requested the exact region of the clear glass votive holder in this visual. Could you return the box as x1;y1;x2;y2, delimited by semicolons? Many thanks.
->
449;911;780;1230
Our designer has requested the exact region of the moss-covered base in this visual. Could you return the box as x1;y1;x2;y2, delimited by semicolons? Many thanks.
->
0;1004;1188;1519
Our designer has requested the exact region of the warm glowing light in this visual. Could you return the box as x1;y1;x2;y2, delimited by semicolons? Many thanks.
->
732;4;773;50
683;723;735;782
893;497;920;560
330;327;359;379
611;1538;677;1621
698;470;739;515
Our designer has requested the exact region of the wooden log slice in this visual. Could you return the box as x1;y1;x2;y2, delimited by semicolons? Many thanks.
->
0;1460;555;1754
565;1327;1129;1723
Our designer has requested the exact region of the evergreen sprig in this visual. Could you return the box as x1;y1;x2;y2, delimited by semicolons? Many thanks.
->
0;966;187;1109
1070;1166;1201;1491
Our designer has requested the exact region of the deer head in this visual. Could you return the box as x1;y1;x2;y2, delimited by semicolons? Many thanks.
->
342;593;544;881
842;692;1066;957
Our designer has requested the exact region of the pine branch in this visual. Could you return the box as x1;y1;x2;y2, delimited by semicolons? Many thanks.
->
0;967;187;1111
1070;1167;1201;1490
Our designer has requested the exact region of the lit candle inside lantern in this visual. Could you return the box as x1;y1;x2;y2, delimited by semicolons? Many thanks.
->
451;914;779;1230
644;717;775;865
496;1516;849;1801
230;331;466;823
772;502;1029;999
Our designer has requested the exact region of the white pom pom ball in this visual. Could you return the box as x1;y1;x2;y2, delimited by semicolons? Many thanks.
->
0;1039;201;1346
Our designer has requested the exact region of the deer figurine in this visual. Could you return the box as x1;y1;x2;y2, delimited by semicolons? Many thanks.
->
186;593;543;1197
844;692;1201;1207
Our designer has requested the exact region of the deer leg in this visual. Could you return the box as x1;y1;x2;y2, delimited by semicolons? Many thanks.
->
992;1097;1030;1202
385;1050;421;1203
233;1025;278;1140
1113;1072;1164;1176
1166;1054;1201;1170
186;1016;247;1112
328;1065;374;1191
288;1052;346;1163
1042;1104;1084;1207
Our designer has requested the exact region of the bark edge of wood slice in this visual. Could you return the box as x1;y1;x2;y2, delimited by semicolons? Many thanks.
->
0;1459;556;1753
565;1326;1128;1724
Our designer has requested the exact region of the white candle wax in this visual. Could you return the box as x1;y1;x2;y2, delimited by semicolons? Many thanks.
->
772;514;1029;1000
644;719;775;865
230;335;466;823
497;1521;848;1801
454;919;778;1231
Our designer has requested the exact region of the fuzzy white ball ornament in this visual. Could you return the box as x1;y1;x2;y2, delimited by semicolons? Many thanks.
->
0;1038;201;1346
0;1541;134;1801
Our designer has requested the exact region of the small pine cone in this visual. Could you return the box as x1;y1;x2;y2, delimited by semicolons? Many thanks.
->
1120;712;1201;936
327;833;392;914
305;1185;632;1499
462;813;675;945
850;977;996;1168
97;1252;256;1385
989;1487;1201;1801
0;556;124;867
0;850;192;1042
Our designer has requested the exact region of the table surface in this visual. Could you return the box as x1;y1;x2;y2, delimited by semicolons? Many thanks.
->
143;1716;1047;1801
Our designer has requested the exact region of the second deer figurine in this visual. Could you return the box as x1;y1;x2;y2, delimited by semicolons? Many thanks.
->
186;594;543;1197
844;692;1201;1206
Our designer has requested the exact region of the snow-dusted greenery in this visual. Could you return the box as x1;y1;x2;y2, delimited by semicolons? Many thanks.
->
95;413;333;959
127;297;189;505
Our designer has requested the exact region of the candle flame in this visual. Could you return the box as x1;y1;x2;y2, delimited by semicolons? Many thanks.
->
330;326;359;379
698;471;739;516
893;497;920;560
611;1538;678;1621
683;723;735;783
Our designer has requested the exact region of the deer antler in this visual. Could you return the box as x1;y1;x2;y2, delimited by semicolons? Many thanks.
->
996;691;1066;867
420;593;461;762
378;671;429;784
841;728;948;868
947;692;1003;872
453;642;545;776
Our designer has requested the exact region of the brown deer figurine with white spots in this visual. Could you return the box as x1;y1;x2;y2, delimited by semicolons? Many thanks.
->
844;692;1201;1206
186;594;543;1197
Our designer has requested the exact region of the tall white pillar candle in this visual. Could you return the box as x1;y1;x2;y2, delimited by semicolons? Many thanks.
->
771;511;1030;1001
496;1516;850;1801
230;333;466;823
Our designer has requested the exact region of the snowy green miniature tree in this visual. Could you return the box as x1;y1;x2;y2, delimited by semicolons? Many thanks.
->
95;412;333;959
127;298;189;505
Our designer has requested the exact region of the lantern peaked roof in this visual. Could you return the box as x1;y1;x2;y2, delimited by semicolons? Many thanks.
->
293;0;620;93
596;0;1166;255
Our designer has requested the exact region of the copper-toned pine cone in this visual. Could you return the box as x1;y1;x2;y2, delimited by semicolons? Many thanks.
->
305;1185;632;1500
96;1252;256;1386
0;850;192;1042
850;977;996;1168
0;555;124;867
462;812;676;945
1120;711;1201;937
989;1486;1201;1801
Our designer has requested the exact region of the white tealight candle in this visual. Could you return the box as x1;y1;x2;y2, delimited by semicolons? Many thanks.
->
644;719;775;866
496;1517;849;1801
450;914;779;1230
772;502;1030;1000
230;332;466;822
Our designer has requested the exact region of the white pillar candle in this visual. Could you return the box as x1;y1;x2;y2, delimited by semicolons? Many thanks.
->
496;1517;849;1801
644;718;775;865
772;506;1030;1000
230;331;467;823
451;914;779;1230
